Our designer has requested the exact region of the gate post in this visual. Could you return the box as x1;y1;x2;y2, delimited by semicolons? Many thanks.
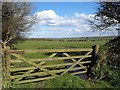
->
3;46;11;88
6;46;11;87
87;45;99;76
92;45;99;65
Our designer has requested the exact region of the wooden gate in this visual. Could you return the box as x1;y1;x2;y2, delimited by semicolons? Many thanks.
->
5;45;99;84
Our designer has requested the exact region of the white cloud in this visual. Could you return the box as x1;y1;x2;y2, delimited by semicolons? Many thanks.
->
33;10;94;32
35;10;62;20
28;10;117;38
74;12;94;19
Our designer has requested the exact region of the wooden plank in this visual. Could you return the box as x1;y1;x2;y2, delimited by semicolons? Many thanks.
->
13;69;34;83
10;61;91;72
17;76;56;84
10;62;74;72
39;53;57;66
61;50;92;75
11;53;57;77
8;48;93;53
16;69;87;84
12;53;58;83
13;67;87;84
11;67;86;79
11;55;92;63
6;50;25;54
63;53;87;71
71;70;87;75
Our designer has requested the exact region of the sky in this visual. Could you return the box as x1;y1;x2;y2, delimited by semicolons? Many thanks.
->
27;2;117;38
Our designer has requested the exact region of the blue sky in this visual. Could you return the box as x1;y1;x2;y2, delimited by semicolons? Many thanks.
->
33;2;98;15
27;2;117;38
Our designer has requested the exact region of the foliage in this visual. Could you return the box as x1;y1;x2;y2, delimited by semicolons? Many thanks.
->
41;74;113;88
91;37;120;87
105;37;120;87
89;2;120;86
97;2;120;23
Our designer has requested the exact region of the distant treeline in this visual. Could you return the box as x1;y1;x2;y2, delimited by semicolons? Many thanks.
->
24;36;116;42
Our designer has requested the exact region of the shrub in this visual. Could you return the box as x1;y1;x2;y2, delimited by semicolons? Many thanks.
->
41;74;113;88
91;37;120;87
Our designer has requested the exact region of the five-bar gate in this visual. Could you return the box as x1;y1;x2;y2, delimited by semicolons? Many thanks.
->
4;45;99;85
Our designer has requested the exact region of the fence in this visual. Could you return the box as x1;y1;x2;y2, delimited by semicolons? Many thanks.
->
4;45;99;85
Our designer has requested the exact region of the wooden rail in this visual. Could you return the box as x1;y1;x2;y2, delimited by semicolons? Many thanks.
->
4;45;99;85
11;55;92;63
7;48;93;53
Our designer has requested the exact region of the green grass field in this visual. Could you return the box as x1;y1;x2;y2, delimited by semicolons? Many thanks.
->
14;40;107;50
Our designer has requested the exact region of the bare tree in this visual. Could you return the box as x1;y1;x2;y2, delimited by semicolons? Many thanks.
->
89;2;120;36
1;2;36;49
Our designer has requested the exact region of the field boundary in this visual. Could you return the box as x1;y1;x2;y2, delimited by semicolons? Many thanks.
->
4;45;99;85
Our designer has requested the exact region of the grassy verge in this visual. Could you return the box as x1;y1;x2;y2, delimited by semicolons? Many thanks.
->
41;74;113;88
